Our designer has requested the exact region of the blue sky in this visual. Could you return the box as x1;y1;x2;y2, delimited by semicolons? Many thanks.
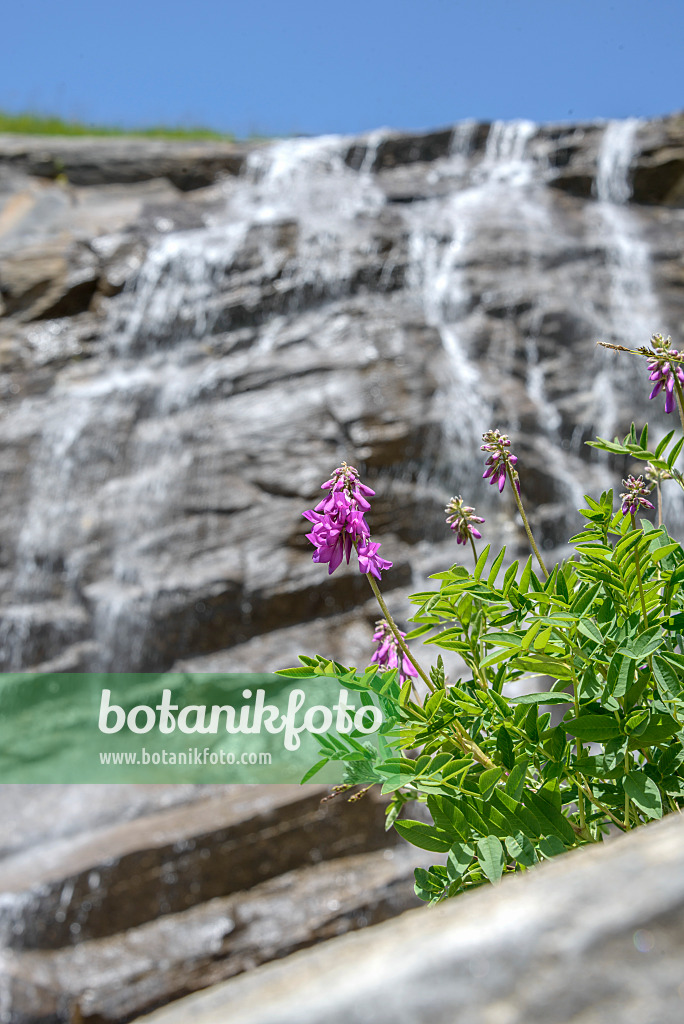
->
3;0;682;137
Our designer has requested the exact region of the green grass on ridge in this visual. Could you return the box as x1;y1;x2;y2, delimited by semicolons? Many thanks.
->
0;109;237;142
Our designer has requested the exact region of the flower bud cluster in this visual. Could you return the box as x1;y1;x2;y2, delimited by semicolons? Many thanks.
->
445;496;485;545
370;619;418;685
647;334;684;415
620;474;655;516
481;430;519;494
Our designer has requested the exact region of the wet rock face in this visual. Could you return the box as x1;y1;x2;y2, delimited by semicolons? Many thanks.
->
0;115;683;671
0;784;430;1023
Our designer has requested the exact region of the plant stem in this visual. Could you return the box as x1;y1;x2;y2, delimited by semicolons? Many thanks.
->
569;663;588;836
575;775;627;831
673;376;684;438
365;572;496;770
505;465;550;579
630;513;649;628
365;572;434;693
469;533;479;567
577;789;587;834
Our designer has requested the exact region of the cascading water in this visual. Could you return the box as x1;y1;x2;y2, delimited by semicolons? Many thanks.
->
0;116;679;670
591;118;663;441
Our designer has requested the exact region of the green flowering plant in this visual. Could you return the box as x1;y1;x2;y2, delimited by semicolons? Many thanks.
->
279;334;684;901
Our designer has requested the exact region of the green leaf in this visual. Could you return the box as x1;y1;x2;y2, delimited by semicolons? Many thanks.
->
652;543;680;563
487;547;507;587
427;795;470;841
522;789;575;845
393;819;453;852
623;771;663;819
492;788;541;839
579;666;602;701
276;666;317;677
523;703;539;742
625;709;650;736
619;626;663;662
447;841;474;881
639;423;649;449
520;620;542;650
414;867;444;901
538;835;567;859
514;655;574;680
542;726;566;764
476;835;505;883
578;619;604;645
502;560;519;596
652;655;684;702
655;429;675;459
505;761;527;802
510;691;572;705
572;582;601;616
496;725;516;770
519;556;533;595
667;435;684;469
505;832;536;867
474;544;491;581
628;713;679;748
605;651;636;700
300;757;329;783
563;714;622;742
479;766;504;799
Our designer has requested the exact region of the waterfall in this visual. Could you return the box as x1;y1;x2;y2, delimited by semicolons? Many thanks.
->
1;116;679;670
590;118;664;442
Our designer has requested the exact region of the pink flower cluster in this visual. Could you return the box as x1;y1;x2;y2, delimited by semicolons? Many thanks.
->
370;619;418;684
647;335;684;415
303;463;392;579
481;429;519;494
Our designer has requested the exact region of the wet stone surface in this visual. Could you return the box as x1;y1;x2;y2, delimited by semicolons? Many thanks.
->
0;783;429;1023
0;116;682;673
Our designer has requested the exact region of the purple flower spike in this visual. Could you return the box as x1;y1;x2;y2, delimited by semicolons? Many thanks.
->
370;619;418;684
481;430;520;495
620;475;655;516
303;463;392;579
647;334;684;415
445;495;485;545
